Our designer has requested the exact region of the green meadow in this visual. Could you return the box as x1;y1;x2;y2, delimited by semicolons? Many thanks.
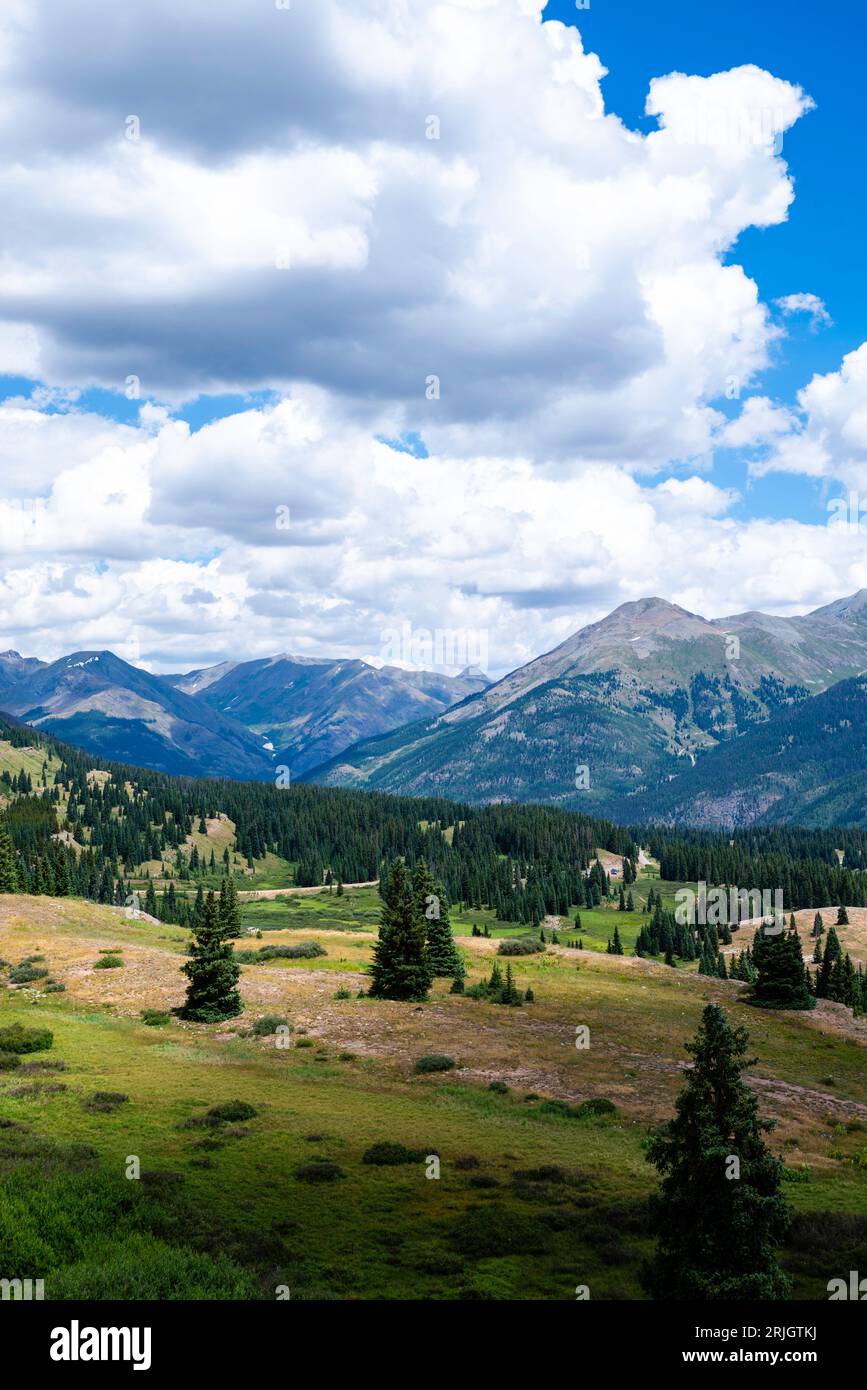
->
2;880;866;1301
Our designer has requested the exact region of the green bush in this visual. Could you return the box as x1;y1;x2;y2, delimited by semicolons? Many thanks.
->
415;1054;456;1074
293;1159;345;1183
82;1091;128;1113
362;1141;424;1166
576;1097;617;1118
258;941;326;961
497;937;544;956
141;1010;171;1027
0;1051;22;1071
295;1038;314;1049
8;964;49;984
93;955;123;970
206;1100;257;1123
44;982;66;993
488;1080;509;1094
0;1024;54;1054
250;1014;288;1037
333;988;351;1000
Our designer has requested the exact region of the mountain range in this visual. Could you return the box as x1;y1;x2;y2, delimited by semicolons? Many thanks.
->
4;589;867;825
305;592;867;825
0;648;487;782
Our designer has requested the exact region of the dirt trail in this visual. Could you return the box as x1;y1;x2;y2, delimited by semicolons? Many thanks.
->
238;879;379;901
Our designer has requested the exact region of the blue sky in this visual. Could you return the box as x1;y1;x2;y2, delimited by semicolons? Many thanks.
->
545;0;863;525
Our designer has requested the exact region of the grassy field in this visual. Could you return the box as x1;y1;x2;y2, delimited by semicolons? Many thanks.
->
2;891;867;1301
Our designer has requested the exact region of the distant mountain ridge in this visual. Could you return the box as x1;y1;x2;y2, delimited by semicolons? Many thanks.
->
6;589;867;824
0;647;489;783
306;592;867;821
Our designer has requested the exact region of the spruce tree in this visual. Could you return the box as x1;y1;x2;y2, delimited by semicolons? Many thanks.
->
837;904;849;926
218;876;241;939
751;928;814;1010
642;1004;791;1300
368;861;432;1001
180;890;242;1022
414;860;464;979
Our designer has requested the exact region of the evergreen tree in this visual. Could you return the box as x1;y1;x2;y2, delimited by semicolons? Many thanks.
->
368;861;432;1001
180;890;242;1022
837;904;849;926
642;1004;791;1300
751;928;814;1011
414;860;464;979
218;876;242;939
0;830;17;892
611;924;624;956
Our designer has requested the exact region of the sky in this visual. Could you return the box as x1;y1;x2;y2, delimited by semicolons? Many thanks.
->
0;0;866;678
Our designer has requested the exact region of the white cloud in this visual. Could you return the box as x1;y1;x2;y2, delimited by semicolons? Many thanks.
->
751;342;867;485
775;292;832;329
0;1;813;469
1;1;860;679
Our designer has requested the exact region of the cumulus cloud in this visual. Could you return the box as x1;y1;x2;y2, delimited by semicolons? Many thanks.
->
750;342;867;486
0;0;860;677
0;0;814;468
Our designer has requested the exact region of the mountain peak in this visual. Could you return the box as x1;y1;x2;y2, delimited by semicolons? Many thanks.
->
806;589;867;621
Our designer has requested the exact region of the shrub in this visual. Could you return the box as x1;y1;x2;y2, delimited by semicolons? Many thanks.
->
414;1054;456;1074
8;964;49;984
82;1091;129;1113
140;1010;170;1027
206;1100;257;1124
468;1174;499;1189
295;1038;314;1049
497;936;544;956
0;1051;22;1071
293;1159;345;1183
93;955;123;970
44;982;66;993
250;1014;288;1037
538;1098;574;1118
0;1024;54;1054
337;1052;355;1062
576;1097;618;1118
362;1141;423;1166
454;1154;481;1171
333;988;351;1000
258;941;326;961
488;1081;509;1095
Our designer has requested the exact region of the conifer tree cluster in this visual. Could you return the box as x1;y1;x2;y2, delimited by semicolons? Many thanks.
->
368;860;461;1001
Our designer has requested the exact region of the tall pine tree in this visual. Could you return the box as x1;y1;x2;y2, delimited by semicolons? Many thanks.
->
642;1004;791;1300
368;861;432;1001
180;890;242;1022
